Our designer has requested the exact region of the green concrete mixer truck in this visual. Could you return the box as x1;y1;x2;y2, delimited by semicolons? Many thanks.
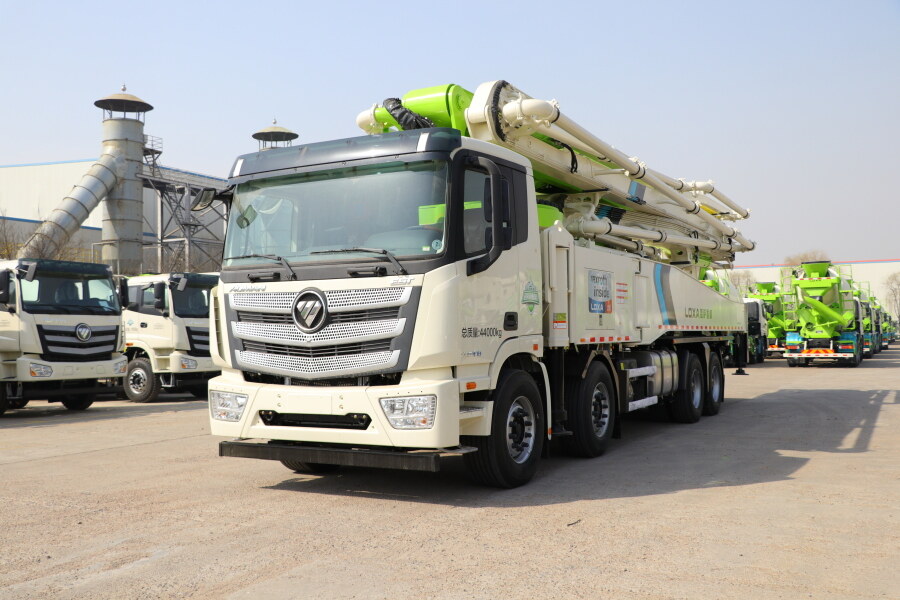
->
782;261;864;367
197;80;756;487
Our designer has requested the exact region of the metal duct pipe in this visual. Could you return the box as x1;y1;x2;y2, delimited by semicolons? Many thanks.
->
568;217;735;253
18;149;124;259
99;117;145;274
500;99;755;251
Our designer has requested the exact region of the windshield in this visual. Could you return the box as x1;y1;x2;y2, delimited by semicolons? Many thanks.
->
172;282;214;318
20;270;120;315
224;160;448;267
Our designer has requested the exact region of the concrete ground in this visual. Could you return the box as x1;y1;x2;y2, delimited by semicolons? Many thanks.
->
1;349;898;599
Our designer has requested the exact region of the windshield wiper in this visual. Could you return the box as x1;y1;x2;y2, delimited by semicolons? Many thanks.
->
310;247;408;275
224;253;297;281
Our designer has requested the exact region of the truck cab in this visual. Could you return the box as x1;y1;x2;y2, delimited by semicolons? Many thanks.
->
0;259;127;415
122;272;219;402
743;298;769;363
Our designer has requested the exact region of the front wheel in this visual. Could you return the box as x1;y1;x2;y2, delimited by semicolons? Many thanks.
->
462;369;544;488
125;358;161;403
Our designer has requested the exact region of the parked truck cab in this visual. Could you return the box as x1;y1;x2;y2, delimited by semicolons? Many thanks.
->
0;259;127;415
122;272;219;402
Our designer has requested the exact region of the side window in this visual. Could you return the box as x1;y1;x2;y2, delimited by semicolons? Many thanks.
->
127;286;141;310
463;169;490;256
139;285;166;316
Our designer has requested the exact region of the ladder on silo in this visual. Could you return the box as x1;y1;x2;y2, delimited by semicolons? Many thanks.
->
780;267;798;329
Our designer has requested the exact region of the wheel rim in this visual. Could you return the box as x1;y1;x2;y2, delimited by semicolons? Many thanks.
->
690;369;703;409
590;382;612;438
129;368;148;394
506;396;536;464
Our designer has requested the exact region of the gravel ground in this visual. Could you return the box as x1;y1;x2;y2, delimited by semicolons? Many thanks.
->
1;349;898;599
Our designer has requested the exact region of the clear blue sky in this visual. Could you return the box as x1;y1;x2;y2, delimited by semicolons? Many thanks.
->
1;0;898;265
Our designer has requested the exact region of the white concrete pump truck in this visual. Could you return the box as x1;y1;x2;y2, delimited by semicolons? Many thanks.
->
0;258;128;415
200;81;756;487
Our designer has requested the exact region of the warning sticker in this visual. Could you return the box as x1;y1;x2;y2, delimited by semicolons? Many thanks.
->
553;312;568;329
616;282;629;305
588;270;613;314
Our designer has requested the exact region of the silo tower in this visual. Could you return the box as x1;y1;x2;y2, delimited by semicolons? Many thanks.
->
252;119;298;151
94;85;153;274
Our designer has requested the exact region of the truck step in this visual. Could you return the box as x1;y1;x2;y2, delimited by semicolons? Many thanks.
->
627;396;658;412
459;406;485;419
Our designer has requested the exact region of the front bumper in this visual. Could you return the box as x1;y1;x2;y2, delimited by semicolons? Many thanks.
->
219;440;476;472
208;370;462;449
783;352;854;359
16;354;127;382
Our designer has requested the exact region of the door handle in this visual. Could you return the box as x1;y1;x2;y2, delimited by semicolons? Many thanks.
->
140;322;148;328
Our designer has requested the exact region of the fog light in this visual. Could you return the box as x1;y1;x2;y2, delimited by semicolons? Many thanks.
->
180;357;198;370
379;395;436;429
29;363;52;378
209;391;249;422
114;359;128;374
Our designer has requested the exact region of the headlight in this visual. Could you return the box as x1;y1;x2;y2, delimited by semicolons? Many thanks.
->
180;357;198;370
379;395;436;429
29;363;53;378
210;391;248;422
115;360;128;374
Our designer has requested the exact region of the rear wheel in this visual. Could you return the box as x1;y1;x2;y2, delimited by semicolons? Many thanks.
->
0;386;8;416
702;352;724;416
62;393;95;411
280;460;341;474
669;353;703;423
463;369;544;488
125;358;161;403
8;398;28;409
563;362;616;458
185;386;208;399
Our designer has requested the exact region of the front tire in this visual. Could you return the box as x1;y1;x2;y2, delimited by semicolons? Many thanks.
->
125;358;161;403
463;369;544;488
563;362;616;458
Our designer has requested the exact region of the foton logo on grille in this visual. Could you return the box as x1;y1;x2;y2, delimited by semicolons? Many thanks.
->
292;289;328;334
75;323;93;342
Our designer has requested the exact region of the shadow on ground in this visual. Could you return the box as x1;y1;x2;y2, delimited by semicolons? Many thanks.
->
263;385;896;507
0;394;206;429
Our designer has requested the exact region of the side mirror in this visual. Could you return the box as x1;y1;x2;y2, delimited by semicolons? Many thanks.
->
153;281;166;310
117;278;129;309
0;273;9;304
191;186;233;211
